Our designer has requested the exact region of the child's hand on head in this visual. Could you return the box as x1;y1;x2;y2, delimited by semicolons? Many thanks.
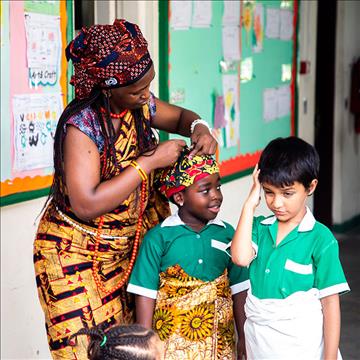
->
245;164;261;210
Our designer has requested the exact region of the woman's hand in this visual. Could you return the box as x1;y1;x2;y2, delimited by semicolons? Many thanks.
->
152;99;217;157
245;164;261;210
140;139;186;171
189;124;217;158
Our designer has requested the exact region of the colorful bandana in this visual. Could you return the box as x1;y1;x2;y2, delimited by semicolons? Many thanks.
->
66;19;152;99
155;147;219;198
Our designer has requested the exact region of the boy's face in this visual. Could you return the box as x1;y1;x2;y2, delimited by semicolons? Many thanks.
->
178;173;223;224
262;180;317;224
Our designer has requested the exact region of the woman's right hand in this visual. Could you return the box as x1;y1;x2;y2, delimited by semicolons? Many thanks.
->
143;139;186;171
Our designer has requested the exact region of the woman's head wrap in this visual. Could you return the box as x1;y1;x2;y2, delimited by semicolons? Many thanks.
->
155;147;219;199
66;19;152;99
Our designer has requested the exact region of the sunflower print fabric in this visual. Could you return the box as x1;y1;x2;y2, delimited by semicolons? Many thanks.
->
153;265;235;360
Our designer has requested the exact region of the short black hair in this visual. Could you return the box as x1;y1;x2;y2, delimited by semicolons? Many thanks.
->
258;136;319;189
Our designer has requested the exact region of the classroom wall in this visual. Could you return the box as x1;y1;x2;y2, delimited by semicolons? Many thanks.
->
1;1;358;358
220;0;317;225
297;1;317;145
1;198;51;359
333;0;360;226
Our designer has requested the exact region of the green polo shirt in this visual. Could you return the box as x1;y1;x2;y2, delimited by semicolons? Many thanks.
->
127;213;250;299
249;207;350;300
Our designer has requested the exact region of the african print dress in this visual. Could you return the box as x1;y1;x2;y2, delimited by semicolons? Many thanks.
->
33;100;169;359
154;266;236;360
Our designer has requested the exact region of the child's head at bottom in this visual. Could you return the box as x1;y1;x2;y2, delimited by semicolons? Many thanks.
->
155;146;222;224
69;324;164;360
258;137;319;220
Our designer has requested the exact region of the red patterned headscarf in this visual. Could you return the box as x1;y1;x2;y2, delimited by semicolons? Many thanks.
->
66;19;152;99
155;147;220;199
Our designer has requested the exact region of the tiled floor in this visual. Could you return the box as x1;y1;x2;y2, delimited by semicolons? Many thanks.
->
338;225;360;359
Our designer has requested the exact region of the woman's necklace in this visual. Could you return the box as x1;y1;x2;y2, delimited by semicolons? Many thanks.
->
100;107;128;119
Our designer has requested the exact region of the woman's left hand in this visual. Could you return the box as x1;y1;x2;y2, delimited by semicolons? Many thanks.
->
189;124;217;158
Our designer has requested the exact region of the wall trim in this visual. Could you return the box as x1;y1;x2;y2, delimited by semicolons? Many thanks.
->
0;188;49;207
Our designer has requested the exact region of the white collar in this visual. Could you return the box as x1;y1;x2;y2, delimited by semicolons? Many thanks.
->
260;206;316;232
161;211;226;228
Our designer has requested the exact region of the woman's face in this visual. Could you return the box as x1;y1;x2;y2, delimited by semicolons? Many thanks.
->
109;65;155;110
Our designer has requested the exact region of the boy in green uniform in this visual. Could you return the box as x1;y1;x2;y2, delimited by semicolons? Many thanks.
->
127;148;249;359
231;136;349;360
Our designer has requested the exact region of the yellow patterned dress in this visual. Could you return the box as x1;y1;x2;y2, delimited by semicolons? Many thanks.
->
153;265;235;360
33;101;170;359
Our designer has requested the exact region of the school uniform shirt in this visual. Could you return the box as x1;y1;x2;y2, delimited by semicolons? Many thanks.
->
127;212;250;299
243;207;350;359
249;206;350;300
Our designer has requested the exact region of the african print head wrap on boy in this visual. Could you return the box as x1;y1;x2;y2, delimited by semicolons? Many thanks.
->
66;19;152;99
155;147;219;199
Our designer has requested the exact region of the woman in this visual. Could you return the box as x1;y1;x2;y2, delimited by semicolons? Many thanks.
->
34;19;216;359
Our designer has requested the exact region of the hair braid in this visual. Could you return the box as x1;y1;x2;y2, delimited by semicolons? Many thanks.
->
133;108;157;157
69;324;159;360
44;90;102;212
68;326;106;360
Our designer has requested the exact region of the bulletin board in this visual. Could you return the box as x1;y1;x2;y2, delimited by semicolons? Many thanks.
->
160;0;299;182
0;0;74;206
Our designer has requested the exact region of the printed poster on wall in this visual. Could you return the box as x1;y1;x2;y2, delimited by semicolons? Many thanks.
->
12;93;63;171
222;74;240;148
170;0;192;30
192;1;212;28
24;12;61;87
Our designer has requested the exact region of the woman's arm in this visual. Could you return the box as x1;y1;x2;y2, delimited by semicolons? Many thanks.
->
321;294;341;360
63;125;185;221
233;291;247;359
231;166;261;267
135;295;156;329
152;98;217;157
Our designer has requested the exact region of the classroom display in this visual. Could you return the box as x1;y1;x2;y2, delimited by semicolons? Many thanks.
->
165;0;298;179
0;0;73;206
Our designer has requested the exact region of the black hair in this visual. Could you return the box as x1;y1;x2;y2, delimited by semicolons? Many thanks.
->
258;136;319;189
47;89;157;211
69;324;161;360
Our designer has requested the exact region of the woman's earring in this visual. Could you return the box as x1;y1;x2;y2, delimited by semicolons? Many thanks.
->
179;201;184;207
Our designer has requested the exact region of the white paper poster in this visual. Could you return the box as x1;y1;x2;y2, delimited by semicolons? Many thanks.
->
281;63;292;82
222;74;240;147
24;12;61;86
13;93;63;171
265;8;280;39
263;86;291;122
222;26;241;61
277;85;291;118
223;0;240;26
170;0;192;30
192;1;212;28
241;57;253;83
280;9;293;40
263;88;278;122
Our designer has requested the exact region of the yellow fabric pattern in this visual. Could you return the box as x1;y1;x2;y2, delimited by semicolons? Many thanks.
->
34;104;170;359
153;265;235;360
